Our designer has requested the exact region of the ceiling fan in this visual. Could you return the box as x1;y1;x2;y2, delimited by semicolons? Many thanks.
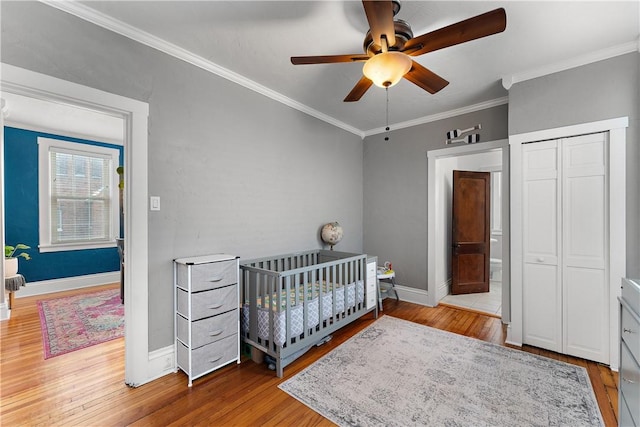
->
291;1;506;102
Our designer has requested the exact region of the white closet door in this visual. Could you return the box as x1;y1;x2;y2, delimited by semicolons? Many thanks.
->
522;140;562;352
562;133;609;364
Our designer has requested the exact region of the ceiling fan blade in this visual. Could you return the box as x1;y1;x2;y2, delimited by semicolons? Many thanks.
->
344;77;373;102
291;54;370;65
403;8;506;57
362;0;396;48
403;61;449;94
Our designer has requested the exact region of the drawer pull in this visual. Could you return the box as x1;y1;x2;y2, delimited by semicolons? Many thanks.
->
622;377;635;384
208;276;223;282
537;257;544;262
207;304;224;310
623;328;635;334
209;329;223;337
208;356;223;364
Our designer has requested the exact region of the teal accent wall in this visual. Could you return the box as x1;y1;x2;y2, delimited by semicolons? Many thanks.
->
4;127;123;282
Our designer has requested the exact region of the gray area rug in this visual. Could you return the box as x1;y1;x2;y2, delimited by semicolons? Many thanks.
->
279;316;604;427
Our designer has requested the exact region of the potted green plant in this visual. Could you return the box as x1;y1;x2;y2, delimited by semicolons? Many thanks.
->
4;244;31;277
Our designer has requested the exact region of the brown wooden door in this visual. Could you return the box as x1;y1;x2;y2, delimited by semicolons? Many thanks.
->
451;170;490;295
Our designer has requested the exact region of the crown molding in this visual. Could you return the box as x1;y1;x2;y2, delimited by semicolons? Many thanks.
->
363;96;509;138
1;98;8;118
502;39;639;90
39;1;365;139
34;3;640;140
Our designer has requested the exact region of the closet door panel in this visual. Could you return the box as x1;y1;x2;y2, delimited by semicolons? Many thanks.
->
564;175;606;268
564;266;608;363
523;141;558;178
522;141;561;352
523;140;559;265
523;178;559;265
563;134;607;270
562;133;608;364
523;263;562;351
564;133;606;175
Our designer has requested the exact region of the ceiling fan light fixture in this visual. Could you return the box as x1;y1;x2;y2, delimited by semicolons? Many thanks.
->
362;51;412;88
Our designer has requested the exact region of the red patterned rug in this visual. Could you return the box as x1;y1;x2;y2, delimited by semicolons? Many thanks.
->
37;288;124;359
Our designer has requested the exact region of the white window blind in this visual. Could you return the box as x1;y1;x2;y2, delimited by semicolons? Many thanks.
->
38;137;120;252
50;149;112;244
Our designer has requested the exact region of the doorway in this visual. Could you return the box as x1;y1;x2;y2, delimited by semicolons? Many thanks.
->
1;63;150;386
427;139;510;321
442;166;502;315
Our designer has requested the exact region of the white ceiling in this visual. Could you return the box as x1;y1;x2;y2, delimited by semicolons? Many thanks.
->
17;1;640;138
2;92;124;145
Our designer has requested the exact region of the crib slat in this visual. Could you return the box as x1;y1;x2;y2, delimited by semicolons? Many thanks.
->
284;275;291;346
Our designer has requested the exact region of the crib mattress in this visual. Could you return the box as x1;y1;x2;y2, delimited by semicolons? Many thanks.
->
242;280;364;347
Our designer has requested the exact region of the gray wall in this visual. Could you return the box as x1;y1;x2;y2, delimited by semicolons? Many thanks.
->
363;104;508;291
1;2;364;350
509;52;640;278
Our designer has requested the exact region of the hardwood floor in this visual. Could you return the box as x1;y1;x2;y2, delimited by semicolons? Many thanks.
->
1;285;619;426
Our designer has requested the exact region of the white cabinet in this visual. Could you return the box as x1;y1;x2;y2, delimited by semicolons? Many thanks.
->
366;256;378;311
174;254;240;386
620;278;640;427
522;133;609;364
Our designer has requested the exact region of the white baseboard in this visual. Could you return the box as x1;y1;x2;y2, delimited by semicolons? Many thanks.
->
504;324;522;347
437;278;452;301
0;301;9;321
146;345;176;383
392;284;432;307
15;271;120;298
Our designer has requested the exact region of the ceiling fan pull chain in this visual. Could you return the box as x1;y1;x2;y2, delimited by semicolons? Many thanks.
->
385;87;390;141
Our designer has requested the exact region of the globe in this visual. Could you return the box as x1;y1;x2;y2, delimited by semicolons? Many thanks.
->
321;222;343;249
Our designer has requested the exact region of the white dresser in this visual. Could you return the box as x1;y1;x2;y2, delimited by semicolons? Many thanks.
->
366;256;378;312
174;254;240;386
620;278;640;426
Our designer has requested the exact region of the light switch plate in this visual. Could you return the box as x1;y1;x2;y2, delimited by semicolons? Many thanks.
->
150;196;160;211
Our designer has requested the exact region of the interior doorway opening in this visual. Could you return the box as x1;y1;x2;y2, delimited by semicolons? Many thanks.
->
427;139;510;322
443;166;501;315
1;63;150;386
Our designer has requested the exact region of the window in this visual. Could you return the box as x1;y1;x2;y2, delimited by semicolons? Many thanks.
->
38;137;120;252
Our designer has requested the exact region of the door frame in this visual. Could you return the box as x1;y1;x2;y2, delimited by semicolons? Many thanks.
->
1;63;151;386
427;138;510;321
508;117;627;371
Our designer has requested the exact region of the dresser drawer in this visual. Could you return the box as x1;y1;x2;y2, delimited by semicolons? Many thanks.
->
176;334;238;379
621;341;640;426
623;278;640;315
176;309;238;349
622;303;640;363
177;259;237;292
177;285;238;321
621;394;637;427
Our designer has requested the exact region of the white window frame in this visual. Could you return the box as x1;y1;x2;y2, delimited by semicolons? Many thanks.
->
38;137;120;252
